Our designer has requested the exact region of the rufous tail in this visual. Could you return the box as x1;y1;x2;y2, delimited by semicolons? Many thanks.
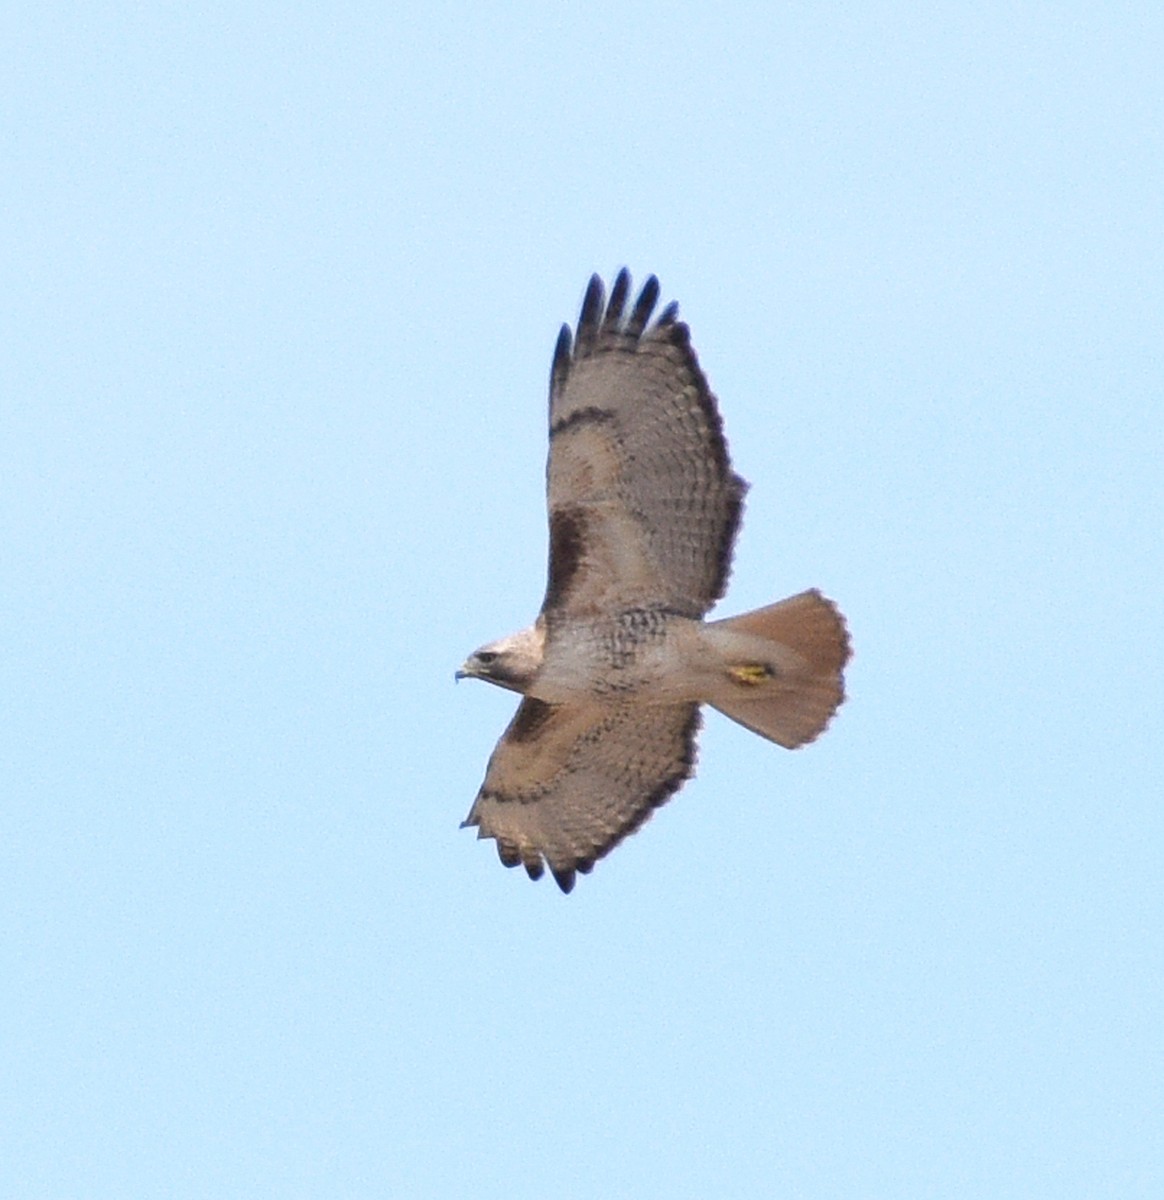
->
706;589;850;749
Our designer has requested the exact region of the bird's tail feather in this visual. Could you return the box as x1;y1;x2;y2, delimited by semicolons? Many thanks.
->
705;589;850;749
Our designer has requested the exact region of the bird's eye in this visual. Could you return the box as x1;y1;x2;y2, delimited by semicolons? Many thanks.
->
476;651;498;665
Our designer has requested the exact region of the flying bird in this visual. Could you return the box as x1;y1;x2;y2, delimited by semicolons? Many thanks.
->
458;271;850;892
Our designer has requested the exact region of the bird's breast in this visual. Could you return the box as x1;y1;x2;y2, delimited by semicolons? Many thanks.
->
531;608;701;703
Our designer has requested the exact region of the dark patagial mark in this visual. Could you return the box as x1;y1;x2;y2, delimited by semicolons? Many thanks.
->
545;506;588;610
508;697;556;745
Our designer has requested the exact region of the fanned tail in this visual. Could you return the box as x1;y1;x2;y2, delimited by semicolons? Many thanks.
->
705;589;850;749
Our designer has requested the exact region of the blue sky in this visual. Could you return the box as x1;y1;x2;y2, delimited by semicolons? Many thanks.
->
3;3;1161;1196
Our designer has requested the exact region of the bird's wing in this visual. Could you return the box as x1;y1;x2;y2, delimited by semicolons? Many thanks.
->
462;697;701;892
541;270;747;622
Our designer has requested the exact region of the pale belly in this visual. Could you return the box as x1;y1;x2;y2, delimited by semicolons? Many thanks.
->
528;610;710;704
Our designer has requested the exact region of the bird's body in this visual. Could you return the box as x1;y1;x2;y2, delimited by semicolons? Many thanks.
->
459;271;850;891
522;609;694;703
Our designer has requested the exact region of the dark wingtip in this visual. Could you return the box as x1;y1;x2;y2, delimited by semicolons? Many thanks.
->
575;274;606;352
606;268;631;328
550;323;573;397
552;866;577;894
557;271;665;384
627;275;661;338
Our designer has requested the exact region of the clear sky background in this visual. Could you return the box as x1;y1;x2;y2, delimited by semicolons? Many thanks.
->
3;4;1161;1197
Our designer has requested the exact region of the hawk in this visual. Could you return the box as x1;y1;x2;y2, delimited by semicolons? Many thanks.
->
458;270;850;892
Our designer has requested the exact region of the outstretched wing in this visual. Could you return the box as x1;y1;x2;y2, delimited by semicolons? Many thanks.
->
542;270;747;621
462;699;701;892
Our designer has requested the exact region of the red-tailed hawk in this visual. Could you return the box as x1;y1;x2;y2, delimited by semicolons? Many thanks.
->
459;271;850;891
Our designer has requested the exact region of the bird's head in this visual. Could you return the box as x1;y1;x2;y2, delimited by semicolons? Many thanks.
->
456;623;544;694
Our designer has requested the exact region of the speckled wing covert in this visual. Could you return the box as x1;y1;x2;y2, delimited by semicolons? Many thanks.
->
462;272;744;891
464;698;701;893
540;270;747;622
